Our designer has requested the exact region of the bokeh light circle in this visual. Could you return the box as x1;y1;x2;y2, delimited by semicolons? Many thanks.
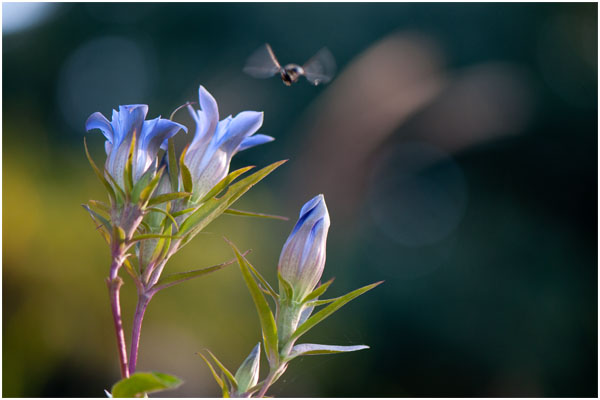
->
57;36;154;132
368;141;468;247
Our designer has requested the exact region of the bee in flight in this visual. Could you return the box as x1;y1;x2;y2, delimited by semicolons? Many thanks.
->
243;43;336;86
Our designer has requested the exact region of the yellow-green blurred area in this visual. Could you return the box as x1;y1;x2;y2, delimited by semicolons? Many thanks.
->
2;2;597;397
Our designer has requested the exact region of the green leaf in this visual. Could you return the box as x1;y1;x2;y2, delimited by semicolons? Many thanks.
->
82;204;111;243
167;137;179;192
152;258;237;291
198;166;254;203
302;278;335;303
104;168;126;204
178;160;286;239
226;238;279;366
111;372;182;398
244;258;278;300
84;137;116;202
147;192;191;207
130;233;179;243
138;166;167;205
224;208;288;221
179;146;193;194
278;272;294;299
123;257;139;280
123;129;137;195
287;344;369;359
205;349;238;391
197;352;226;393
172;206;196;218
290;281;383;342
88;199;111;214
130;167;155;204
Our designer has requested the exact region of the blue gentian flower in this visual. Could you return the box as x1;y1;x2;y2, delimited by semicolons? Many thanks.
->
86;104;187;189
185;86;274;201
278;195;330;301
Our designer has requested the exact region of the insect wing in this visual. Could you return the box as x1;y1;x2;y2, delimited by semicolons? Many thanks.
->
243;43;281;79
303;47;336;85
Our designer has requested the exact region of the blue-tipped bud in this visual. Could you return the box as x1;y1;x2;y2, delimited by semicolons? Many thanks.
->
234;343;261;394
278;195;330;301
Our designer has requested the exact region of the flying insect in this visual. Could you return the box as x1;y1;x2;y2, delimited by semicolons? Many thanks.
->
243;43;336;86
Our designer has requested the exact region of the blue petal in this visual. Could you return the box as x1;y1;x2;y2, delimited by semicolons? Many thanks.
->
238;134;275;152
218;111;264;154
290;194;326;237
197;85;219;138
85;112;114;142
114;104;148;144
141;117;187;156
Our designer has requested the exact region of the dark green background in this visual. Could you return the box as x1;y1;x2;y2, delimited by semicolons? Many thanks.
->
3;2;597;397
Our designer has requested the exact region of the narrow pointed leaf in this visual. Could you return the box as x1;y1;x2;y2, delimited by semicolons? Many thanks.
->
306;298;338;307
147;192;191;207
179;146;193;194
138;165;166;205
123;130;137;195
290;281;383;342
302;278;335;303
221;374;230;398
82;205;111;231
88;199;111;214
130;233;179;243
172;206;197;218
197;352;226;392
82;205;111;243
153;258;237;291
104;169;126;204
205;349;238;390
288;344;369;359
84;137;116;202
198;166;254;203
111;372;182;398
245;259;278;300
167;137;179;192
224;208;288;221
227;239;279;365
123;257;139;280
131;167;155;204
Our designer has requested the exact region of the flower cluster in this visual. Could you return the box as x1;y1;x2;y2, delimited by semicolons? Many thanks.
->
84;83;380;398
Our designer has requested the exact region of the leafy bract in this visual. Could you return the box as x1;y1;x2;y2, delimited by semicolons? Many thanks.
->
224;208;288;221
288;343;369;359
290;281;383;342
110;372;182;398
227;239;279;366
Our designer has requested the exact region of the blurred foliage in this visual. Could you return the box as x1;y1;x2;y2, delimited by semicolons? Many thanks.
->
3;2;597;397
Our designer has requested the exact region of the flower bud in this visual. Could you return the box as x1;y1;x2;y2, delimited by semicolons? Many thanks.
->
278;195;330;301
234;343;261;394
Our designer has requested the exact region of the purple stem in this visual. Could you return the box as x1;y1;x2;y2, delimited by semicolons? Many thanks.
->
108;246;130;378
128;292;152;375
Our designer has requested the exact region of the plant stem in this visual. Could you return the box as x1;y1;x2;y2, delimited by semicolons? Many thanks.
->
108;276;129;378
128;292;152;375
256;364;286;398
108;240;130;379
256;371;276;398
